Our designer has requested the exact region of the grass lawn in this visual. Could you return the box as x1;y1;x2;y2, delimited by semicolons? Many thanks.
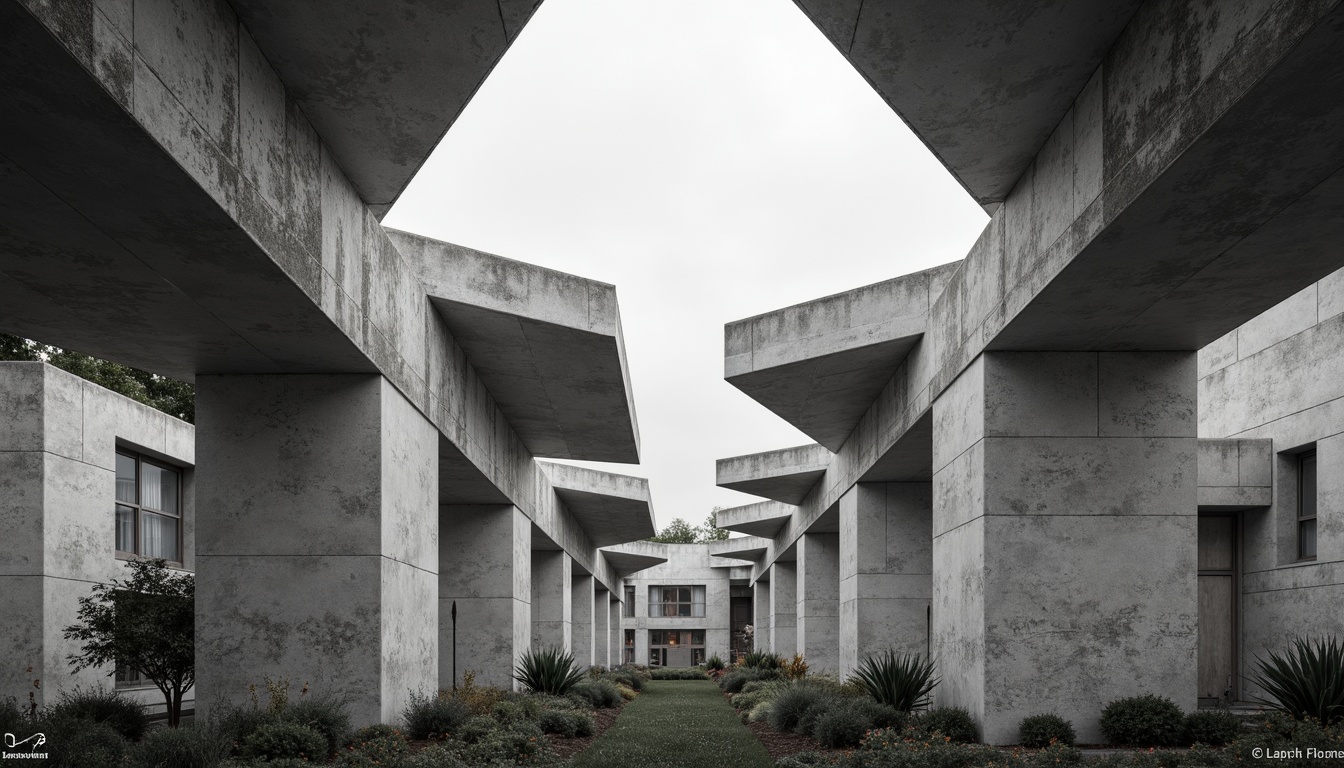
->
570;679;774;768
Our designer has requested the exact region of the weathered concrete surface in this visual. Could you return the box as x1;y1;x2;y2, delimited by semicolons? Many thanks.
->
607;594;621;668
769;561;797;656
227;0;542;217
392;230;640;462
599;547;668;579
752;579;771;650
933;352;1197;744
0;362;195;712
1197;439;1272;511
531;549;572;651
612;543;736;666
791;0;1142;208
716;500;794;538
439;504;530;690
707;536;772;563
716;444;831;505
796;532;839;672
839;482;932;678
594;588;611;668
537;462;656;547
725;264;956;451
571;573;595;668
195;373;438;726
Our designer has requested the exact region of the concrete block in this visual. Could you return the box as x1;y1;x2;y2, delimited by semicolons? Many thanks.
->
1098;352;1196;438
796;532;839;672
531;550;571;651
571;574;595;668
0;363;43;453
1198;440;1240;487
440;504;529;689
1237;281;1317;361
0;452;44;576
984;352;1097;438
933;356;985;472
238;28;287;212
43;453;113;583
1198;330;1238;379
770;561;796;655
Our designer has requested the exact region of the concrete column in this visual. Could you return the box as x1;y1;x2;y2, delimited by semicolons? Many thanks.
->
531;550;572;650
932;352;1197;744
609;595;621;666
796;532;840;672
594;588;610;668
440;504;530;690
840;482;932;678
195;374;438;726
769;561;796;655
571;574;595;668
753;580;771;653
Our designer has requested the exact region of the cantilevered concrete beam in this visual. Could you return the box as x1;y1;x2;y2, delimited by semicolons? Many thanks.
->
716;501;794;539
392;230;640;463
725;264;956;451
538;463;656;547
716;444;831;505
229;0;543;217
708;536;774;563
791;0;1142;209
599;542;669;579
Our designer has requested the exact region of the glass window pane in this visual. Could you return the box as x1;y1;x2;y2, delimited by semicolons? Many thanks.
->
1300;519;1317;559
691;630;705;646
142;512;179;561
115;505;135;552
141;463;179;515
678;604;690;617
115;454;136;503
678;588;691;603
1300;453;1317;519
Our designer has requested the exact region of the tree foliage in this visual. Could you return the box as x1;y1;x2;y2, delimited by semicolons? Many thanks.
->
700;507;730;542
647;508;730;543
63;558;195;726
0;334;194;422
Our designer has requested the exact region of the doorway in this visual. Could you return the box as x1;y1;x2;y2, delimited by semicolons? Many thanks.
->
1197;514;1238;703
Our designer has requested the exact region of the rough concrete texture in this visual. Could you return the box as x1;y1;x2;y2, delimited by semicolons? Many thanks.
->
608;595;621;668
932;352;1198;744
531;550;572;651
613;543;739;665
706;536;772;563
439;504;530;690
839;482;932;678
769;561;797;656
537;462;656;547
594;588;611;668
795;533;840;672
753;579;771;649
571;574;595;668
716;500;795;538
0;362;195;711
716;444;831;505
391;229;640;462
194;374;438;726
1197;439;1272;510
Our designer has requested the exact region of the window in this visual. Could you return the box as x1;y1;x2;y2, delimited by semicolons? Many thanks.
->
647;585;706;618
115;664;148;690
1299;451;1317;560
648;629;706;667
623;629;635;664
622;586;635;618
116;450;182;563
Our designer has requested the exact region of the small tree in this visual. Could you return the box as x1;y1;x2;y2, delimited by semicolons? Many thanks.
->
698;507;729;542
647;517;697;543
63;558;194;726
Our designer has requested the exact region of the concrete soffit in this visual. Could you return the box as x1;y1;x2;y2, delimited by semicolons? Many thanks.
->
389;229;641;464
708;536;773;563
600;541;670;579
716;443;832;505
716;500;795;539
538;461;657;548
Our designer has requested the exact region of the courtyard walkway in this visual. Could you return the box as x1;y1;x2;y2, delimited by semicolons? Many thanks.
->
570;680;774;768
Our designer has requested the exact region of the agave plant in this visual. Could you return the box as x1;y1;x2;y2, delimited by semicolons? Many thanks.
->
514;646;586;695
740;649;783;670
851;650;938;711
1249;636;1344;725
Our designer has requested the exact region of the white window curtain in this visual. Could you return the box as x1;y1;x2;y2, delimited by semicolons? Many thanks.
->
692;586;706;618
141;513;179;561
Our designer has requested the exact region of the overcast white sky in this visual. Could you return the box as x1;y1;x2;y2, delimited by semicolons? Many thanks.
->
384;0;988;532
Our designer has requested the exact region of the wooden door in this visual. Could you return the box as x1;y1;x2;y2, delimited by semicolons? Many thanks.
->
1197;515;1237;701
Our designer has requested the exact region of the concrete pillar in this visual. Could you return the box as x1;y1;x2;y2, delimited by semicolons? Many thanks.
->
796;532;840;672
753;580;771;653
531;550;572;650
594;588;610;668
769;561;796;655
195;374;438;726
571;574;595;668
840;482;932;678
440;504;530;690
609;595;621;666
932;352;1197;744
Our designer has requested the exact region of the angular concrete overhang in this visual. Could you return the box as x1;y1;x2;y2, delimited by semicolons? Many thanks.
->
392;230;640;463
538;462;656;548
725;263;956;451
709;536;773;563
1198;438;1273;512
716;444;831;504
716;500;795;540
600;540;670;579
229;0;543;217
859;411;933;483
792;1;1142;209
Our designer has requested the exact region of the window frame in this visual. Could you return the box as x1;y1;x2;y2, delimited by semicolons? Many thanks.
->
647;629;707;667
115;449;184;566
647;584;706;618
1297;450;1318;561
622;585;635;618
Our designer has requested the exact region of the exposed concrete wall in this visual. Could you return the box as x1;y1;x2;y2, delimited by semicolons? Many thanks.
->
608;595;621;668
531;550;572;651
932;352;1198;744
839;482;932;677
1197;439;1273;510
439;504;530;690
0;362;195;711
1199;269;1344;698
796;533;839;672
571;574;595;668
753;580;771;651
194;374;437;726
769;562;797;656
594;588;611;668
615;544;739;665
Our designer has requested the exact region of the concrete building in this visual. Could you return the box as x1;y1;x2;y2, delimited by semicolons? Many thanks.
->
0;0;662;726
718;0;1344;745
602;540;763;667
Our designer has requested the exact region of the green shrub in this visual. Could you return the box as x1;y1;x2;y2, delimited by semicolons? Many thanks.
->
400;744;471;768
1099;694;1186;747
215;704;282;746
537;707;595;738
282;694;350;756
731;682;785;718
0;697;31;741
916;707;978;744
347;722;402;744
812;699;900;748
446;720;553;766
514;646;585;696
1184;710;1243;746
1019;713;1076;747
40;718;128;768
404;691;471;739
127;721;232;768
767;681;844;734
650;666;709;680
239;721;328;761
721;667;783;693
741;650;784;670
333;729;408;768
570;678;622;708
46;686;148;741
850;650;938;712
1251;636;1344;725
707;654;727;671
456;714;500;744
603;668;644;692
